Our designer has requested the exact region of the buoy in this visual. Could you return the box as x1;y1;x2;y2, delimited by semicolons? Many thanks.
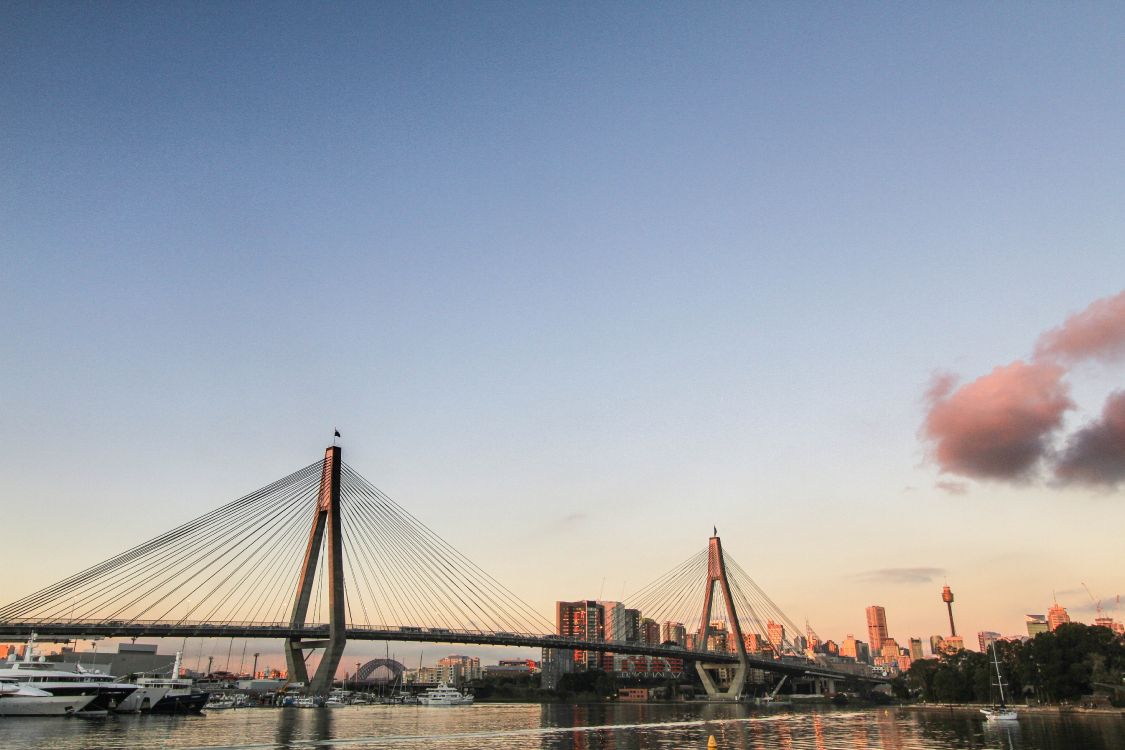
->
707;735;718;749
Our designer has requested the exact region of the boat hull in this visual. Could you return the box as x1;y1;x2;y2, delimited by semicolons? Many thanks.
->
0;693;97;716
151;691;209;714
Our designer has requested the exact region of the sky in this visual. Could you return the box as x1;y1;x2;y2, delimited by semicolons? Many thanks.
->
2;3;1124;668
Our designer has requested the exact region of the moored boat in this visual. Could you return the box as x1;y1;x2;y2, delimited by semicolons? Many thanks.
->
417;683;473;706
0;679;98;716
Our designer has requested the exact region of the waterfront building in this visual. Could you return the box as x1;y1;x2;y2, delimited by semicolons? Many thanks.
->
823;639;839;656
839;634;860;660
436;655;481;684
540;648;574;690
977;631;1001;653
556;600;605;668
856;641;870;664
909;638;924;661
660;621;686;646
1047;603;1070;631
866;605;889;655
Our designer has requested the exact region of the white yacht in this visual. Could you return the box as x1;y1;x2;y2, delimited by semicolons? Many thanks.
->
0;636;138;715
417;683;473;706
0;678;97;716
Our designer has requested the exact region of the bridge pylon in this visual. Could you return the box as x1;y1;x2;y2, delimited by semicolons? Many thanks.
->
284;445;346;695
694;534;750;701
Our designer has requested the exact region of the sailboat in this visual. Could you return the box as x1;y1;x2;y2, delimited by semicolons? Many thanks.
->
980;641;1018;721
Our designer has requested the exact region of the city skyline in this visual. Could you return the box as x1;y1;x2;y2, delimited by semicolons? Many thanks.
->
3;3;1124;657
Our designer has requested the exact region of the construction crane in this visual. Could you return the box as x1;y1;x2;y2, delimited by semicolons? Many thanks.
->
1081;582;1104;617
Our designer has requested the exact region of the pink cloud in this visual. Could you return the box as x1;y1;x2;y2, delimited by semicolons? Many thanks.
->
1054;391;1125;487
923;361;1073;480
1035;290;1125;364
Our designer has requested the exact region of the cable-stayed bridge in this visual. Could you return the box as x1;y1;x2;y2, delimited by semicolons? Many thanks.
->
0;445;883;697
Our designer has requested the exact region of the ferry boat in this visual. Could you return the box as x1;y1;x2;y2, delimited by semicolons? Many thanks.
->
0;678;97;716
417;684;473;706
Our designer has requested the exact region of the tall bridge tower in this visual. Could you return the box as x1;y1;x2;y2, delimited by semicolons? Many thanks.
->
694;533;749;700
284;445;346;694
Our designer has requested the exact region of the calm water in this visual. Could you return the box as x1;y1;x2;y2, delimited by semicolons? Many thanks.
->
0;704;1122;750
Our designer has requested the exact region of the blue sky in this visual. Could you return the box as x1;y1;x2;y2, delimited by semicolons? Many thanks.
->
2;3;1124;662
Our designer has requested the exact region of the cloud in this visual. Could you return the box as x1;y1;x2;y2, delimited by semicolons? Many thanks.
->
1054;391;1125;488
855;567;946;584
1035;290;1125;364
921;289;1125;488
935;480;968;495
922;361;1072;480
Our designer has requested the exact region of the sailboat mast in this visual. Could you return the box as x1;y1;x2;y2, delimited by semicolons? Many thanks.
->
991;642;1007;705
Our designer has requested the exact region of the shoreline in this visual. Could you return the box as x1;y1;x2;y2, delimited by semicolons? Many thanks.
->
901;703;1124;717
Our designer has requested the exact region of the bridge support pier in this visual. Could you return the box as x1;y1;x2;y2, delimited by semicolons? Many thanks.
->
285;445;346;695
694;534;749;701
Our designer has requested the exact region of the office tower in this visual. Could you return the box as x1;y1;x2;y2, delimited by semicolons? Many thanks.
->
866;606;889;655
941;585;957;637
840;634;860;660
909;638;924;661
929;635;945;656
1026;614;1049;637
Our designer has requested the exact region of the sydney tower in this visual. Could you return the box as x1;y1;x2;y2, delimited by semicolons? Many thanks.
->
942;585;957;637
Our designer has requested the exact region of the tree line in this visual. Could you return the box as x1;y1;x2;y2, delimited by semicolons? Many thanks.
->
895;623;1124;706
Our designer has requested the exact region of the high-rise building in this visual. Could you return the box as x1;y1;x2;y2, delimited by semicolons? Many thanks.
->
866;606;889;655
929;635;945;656
941;585;957;637
706;620;727;652
767;620;785;653
977;631;1001;653
641;618;660;645
623;609;642;642
943;635;964;652
660;621;686;646
840;634;860;661
909;638;924;661
556;600;605;669
1047;603;1070;631
436;655;481;684
598;601;627;642
1026;614;1049;637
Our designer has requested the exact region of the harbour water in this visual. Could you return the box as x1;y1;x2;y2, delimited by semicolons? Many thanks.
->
0;703;1121;750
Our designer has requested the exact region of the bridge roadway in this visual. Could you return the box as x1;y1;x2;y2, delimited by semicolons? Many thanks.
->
0;620;882;684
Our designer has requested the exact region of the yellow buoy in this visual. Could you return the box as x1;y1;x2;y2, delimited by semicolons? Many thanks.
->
707;735;718;749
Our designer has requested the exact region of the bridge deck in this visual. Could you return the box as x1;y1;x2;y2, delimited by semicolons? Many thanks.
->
0;620;883;683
